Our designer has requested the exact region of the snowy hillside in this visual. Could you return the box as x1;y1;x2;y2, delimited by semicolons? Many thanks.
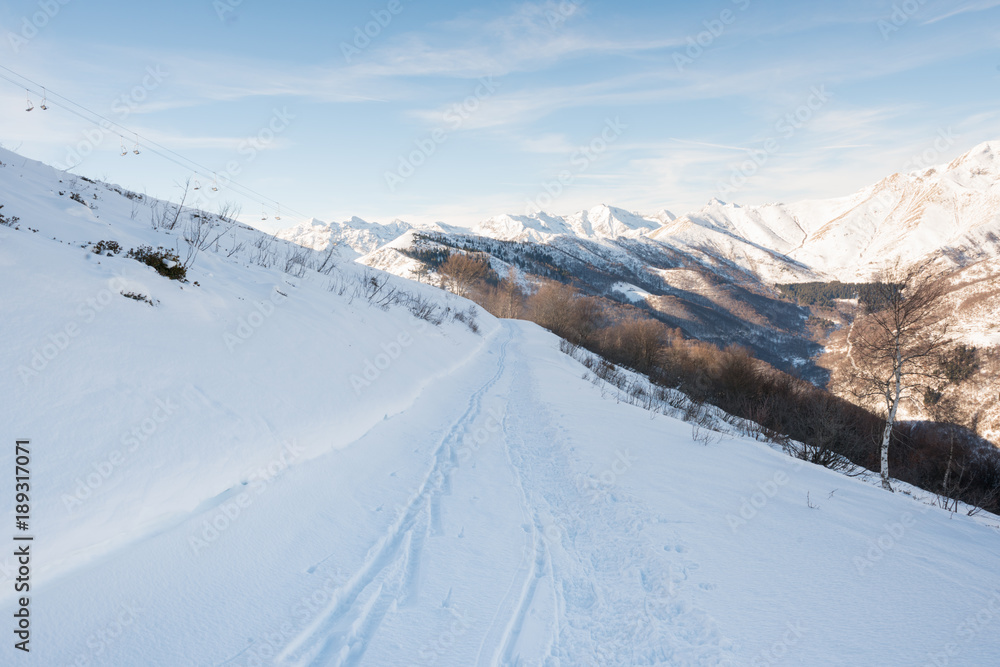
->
4;149;1000;666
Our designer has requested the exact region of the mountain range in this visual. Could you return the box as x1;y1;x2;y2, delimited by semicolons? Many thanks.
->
275;141;1000;380
279;140;1000;285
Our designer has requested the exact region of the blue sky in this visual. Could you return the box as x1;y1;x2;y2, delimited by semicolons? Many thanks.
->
1;0;998;231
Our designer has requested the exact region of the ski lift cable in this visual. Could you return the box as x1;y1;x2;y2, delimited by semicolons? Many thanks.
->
0;69;291;215
0;69;301;221
0;66;305;221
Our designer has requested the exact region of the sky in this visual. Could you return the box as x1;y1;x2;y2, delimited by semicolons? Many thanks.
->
0;0;999;232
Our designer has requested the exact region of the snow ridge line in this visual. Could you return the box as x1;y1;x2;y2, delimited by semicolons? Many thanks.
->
275;327;513;666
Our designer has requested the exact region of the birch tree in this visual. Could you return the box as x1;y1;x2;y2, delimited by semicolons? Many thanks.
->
847;260;950;491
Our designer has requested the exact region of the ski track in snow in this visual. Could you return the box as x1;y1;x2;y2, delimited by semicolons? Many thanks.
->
276;328;513;666
481;344;735;666
274;324;734;666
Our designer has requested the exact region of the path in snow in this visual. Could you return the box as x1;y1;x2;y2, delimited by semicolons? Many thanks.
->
484;339;733;665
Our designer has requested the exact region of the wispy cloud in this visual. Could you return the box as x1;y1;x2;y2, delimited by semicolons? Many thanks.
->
923;0;1000;24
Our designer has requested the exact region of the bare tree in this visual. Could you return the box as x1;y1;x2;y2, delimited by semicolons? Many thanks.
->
216;201;242;224
527;280;602;346
847;260;950;490
165;178;191;231
494;267;524;319
438;253;493;297
314;243;337;275
478;266;524;319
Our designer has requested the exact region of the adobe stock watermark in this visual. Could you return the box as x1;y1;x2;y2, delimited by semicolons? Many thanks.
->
190;107;295;209
6;0;72;53
716;85;832;196
861;127;958;216
900;127;958;173
340;0;408;62
64;602;142;667
580;448;637;504
524;117;627;215
15;273;131;385
231;571;347;667
384;76;501;192
922;589;1000;667
673;0;751;71
877;0;928;40
60;386;208;513
57;66;169;171
853;503;932;576
725;457;805;533
455;404;504;463
417;606;472;664
188;439;306;555
350;330;416;395
392;403;505;522
213;0;242;23
543;0;584;30
750;621;807;666
223;286;289;352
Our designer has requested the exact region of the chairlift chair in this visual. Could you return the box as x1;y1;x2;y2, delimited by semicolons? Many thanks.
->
211;174;218;192
261;204;268;221
25;91;33;112
39;88;48;111
120;137;128;156
132;135;140;155
275;205;281;221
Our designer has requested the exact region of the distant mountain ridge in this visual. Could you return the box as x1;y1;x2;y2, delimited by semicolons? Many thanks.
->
655;140;1000;281
281;140;1000;283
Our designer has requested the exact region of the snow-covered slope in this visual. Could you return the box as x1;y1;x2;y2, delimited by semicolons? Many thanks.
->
4;149;1000;666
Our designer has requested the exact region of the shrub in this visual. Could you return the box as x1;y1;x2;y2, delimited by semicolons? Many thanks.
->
601;317;669;373
527;281;602;346
451;306;481;334
940;344;979;384
0;205;19;228
92;240;121;256
121;291;154;305
126;245;187;281
404;293;444;325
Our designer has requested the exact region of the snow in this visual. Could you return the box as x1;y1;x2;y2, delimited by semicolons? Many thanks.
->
611;281;651;303
3;148;1000;666
472;205;666;243
652;141;1000;282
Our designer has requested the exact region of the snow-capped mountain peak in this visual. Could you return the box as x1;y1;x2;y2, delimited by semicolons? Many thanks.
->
471;204;667;242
